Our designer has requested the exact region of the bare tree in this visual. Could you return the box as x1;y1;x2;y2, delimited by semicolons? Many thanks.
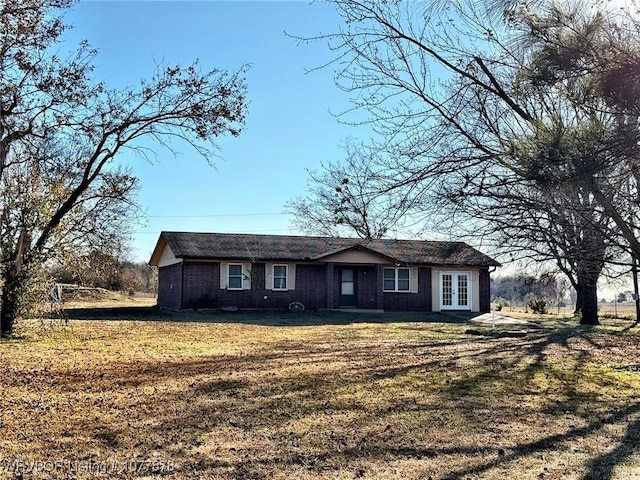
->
285;141;434;238
0;0;248;336
297;0;640;324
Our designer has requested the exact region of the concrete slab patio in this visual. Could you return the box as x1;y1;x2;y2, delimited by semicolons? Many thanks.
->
469;312;539;326
443;311;540;327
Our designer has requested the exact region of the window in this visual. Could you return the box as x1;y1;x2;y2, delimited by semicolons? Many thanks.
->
383;268;396;291
227;264;243;290
273;265;287;290
383;267;410;292
265;263;295;291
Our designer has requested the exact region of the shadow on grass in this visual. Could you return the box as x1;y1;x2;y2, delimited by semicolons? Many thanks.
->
440;401;640;480
433;325;640;480
7;313;639;479
62;305;473;326
65;325;640;478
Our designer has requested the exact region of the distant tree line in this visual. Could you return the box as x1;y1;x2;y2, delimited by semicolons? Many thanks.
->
491;274;568;313
614;291;636;304
49;251;157;295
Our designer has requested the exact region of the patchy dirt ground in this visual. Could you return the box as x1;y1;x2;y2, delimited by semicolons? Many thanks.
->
1;300;639;479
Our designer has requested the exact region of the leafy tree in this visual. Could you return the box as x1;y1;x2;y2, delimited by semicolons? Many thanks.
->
515;1;640;268
449;116;622;321
617;291;632;303
0;0;248;336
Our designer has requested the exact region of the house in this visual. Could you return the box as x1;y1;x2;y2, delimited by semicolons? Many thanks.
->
149;231;500;312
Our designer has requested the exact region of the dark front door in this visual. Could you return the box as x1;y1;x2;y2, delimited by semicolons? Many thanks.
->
339;268;357;307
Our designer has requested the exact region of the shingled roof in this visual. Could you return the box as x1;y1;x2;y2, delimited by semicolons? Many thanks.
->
150;232;500;267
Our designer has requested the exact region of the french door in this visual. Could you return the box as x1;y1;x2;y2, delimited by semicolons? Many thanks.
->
440;272;471;310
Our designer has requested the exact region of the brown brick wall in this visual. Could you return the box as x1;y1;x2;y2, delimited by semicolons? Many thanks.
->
382;267;432;311
157;263;184;309
220;263;327;310
183;262;220;309
356;266;378;309
165;261;454;313
293;264;327;310
180;262;327;310
329;266;432;311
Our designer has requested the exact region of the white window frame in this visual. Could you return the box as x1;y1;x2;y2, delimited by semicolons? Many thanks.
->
383;267;411;292
272;264;288;291
265;263;296;291
227;263;244;290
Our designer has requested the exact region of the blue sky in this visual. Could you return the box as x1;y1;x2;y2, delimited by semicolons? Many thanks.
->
64;1;366;262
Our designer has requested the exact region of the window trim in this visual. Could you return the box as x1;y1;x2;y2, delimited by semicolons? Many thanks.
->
227;263;244;290
383;267;411;292
272;264;288;291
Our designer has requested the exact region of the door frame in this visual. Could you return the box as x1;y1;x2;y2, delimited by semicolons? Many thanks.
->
338;267;357;307
440;271;472;310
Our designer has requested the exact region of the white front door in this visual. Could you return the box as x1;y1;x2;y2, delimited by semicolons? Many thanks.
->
440;272;471;310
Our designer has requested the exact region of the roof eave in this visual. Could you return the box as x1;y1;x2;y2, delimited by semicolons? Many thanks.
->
148;235;168;266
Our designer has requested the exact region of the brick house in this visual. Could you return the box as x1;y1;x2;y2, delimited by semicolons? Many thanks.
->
149;232;500;312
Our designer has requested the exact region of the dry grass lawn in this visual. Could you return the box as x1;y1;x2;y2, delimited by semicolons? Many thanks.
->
1;296;640;479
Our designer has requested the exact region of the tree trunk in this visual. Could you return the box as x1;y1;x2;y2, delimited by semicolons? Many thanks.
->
576;276;600;326
0;266;27;337
574;283;584;316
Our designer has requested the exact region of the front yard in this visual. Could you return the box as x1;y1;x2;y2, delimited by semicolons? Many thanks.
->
1;298;639;479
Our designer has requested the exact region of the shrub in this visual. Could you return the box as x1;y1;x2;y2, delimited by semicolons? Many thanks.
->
524;292;548;314
494;297;508;311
